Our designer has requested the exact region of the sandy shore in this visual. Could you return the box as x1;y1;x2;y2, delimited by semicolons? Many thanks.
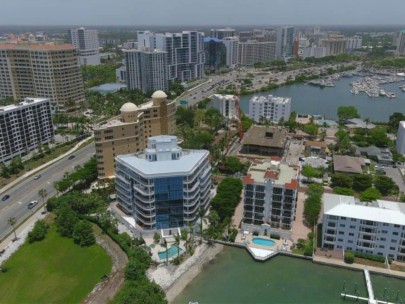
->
148;242;224;303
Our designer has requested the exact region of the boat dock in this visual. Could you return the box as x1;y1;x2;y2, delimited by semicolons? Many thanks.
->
341;269;400;304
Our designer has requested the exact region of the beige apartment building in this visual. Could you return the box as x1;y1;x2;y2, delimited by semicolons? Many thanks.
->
320;34;347;56
94;90;176;179
0;43;85;111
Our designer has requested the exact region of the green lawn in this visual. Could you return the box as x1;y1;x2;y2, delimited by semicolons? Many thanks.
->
0;226;112;304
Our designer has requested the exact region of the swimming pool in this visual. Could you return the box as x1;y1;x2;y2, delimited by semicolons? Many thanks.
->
158;245;182;260
252;238;276;247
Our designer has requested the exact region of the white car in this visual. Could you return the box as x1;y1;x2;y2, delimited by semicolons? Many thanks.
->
27;200;38;209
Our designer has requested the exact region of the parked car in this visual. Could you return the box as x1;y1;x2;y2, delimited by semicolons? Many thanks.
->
2;195;10;201
68;155;75;160
27;200;38;209
34;174;41;180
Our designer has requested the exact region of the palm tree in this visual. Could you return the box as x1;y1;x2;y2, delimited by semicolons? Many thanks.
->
174;234;181;261
198;208;209;244
364;118;370;135
38;188;48;213
162;238;168;266
8;217;17;241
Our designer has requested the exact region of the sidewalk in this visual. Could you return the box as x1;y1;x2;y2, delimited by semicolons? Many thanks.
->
313;255;405;279
0;207;47;264
0;135;94;196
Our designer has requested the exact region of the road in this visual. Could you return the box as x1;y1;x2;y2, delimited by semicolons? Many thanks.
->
0;143;95;241
180;63;357;107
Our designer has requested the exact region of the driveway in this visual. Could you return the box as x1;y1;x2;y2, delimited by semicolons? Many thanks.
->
383;167;405;193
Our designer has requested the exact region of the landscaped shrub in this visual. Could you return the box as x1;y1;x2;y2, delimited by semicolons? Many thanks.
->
27;220;49;243
253;231;259;236
72;220;95;247
344;251;355;264
354;252;385;263
270;233;280;240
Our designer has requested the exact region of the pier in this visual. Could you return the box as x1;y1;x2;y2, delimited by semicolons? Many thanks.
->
341;269;399;304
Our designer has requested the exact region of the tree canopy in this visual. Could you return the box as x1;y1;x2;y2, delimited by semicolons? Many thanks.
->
337;106;360;123
360;187;382;202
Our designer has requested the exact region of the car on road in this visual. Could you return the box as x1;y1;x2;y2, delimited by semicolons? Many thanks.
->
34;174;41;180
2;195;10;201
68;155;75;160
27;200;38;209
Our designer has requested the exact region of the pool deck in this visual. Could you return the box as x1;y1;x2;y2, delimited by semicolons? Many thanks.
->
143;236;188;264
234;232;293;261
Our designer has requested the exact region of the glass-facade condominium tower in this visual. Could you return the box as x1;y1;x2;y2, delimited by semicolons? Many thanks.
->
137;31;205;82
115;135;211;231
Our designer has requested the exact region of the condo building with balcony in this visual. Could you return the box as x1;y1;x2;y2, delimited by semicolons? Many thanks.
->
0;43;85;111
0;97;54;163
322;193;405;262
242;159;299;237
94;90;176;179
115;135;211;231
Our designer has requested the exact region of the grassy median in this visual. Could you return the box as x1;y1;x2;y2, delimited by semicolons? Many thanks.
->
0;225;111;304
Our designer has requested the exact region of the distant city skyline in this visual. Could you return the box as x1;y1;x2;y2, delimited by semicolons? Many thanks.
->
2;0;405;26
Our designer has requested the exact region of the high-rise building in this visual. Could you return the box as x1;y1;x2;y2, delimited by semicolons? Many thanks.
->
203;38;226;71
396;121;405;155
0;43;85;111
346;35;362;51
322;193;405;262
0;97;54;163
242;159;299;234
68;27;100;65
302;46;328;59
137;31;205;82
208;94;239;120
124;48;168;93
222;37;239;68
94;90;176;179
396;30;405;56
238;40;276;66
320;34;347;55
115;135;211;231
276;26;295;59
210;28;236;39
249;94;291;123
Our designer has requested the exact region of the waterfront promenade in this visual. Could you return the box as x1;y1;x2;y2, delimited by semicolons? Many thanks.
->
314;255;405;280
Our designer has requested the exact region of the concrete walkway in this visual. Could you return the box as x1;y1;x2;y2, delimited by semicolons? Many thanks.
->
0;207;47;264
313;255;405;279
0;135;93;196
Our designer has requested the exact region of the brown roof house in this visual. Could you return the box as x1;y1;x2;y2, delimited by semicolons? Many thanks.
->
240;126;288;157
304;140;329;157
333;155;365;174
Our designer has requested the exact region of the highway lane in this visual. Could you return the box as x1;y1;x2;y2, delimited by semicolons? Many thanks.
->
0;143;95;241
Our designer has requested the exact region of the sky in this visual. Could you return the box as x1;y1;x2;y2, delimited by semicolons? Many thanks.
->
1;0;404;26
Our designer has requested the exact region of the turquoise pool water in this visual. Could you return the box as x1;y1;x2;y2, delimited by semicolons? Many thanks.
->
252;238;276;247
158;245;182;260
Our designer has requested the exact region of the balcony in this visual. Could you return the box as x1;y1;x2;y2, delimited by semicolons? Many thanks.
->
184;181;200;193
135;202;155;211
133;183;154;195
135;208;155;218
184;204;199;215
135;194;154;203
135;214;156;225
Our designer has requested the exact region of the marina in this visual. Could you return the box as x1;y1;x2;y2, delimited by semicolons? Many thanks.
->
240;73;405;122
350;75;403;99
